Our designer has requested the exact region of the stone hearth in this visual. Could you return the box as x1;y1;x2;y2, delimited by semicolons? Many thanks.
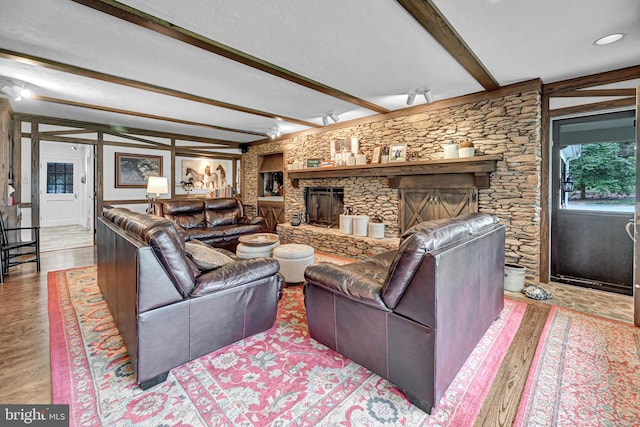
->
277;222;399;260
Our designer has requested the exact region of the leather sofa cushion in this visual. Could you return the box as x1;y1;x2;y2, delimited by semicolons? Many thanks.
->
402;213;497;243
191;258;280;296
166;212;206;229
205;208;239;227
218;223;263;236
158;200;205;215
204;197;241;212
145;227;196;297
304;263;388;309
184;241;234;271
187;228;227;240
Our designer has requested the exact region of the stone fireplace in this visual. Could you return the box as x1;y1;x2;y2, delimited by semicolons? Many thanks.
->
304;187;344;228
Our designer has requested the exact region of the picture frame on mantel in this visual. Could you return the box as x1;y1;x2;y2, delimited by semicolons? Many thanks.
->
115;152;163;188
389;143;407;162
371;146;381;164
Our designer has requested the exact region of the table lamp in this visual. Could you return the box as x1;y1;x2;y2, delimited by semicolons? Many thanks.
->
146;176;168;214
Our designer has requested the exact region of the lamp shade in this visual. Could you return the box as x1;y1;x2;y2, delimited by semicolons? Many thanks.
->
146;176;168;195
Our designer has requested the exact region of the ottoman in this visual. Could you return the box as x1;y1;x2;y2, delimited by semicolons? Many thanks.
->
272;244;315;283
236;241;280;259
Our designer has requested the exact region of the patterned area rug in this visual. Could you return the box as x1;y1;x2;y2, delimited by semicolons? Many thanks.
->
49;263;525;426
514;306;640;426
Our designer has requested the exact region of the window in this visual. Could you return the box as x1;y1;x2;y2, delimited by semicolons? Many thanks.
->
46;162;74;194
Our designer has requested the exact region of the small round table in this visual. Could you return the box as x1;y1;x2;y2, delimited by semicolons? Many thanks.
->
236;233;280;259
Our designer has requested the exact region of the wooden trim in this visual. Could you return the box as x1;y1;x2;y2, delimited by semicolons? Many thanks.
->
69;0;389;115
539;94;550;284
38;129;97;136
287;155;500;188
14;113;240;145
550;97;636;118
253;79;541;146
12;116;21;204
635;85;640;327
551;89;636;97
543;65;640;96
397;0;500;91
0;48;320;128
36;135;98;145
97;131;104;218
101;131;170;147
34;95;267;137
30;122;39;227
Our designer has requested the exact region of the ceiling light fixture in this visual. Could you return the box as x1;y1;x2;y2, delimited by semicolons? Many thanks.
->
407;88;434;105
0;80;31;101
267;127;281;139
0;81;33;102
328;112;340;123
322;116;329;126
594;33;625;46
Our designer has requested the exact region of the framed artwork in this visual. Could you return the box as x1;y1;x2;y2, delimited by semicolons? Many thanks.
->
330;139;352;159
115;153;163;188
371;146;381;164
306;158;322;168
180;158;233;190
389;143;407;162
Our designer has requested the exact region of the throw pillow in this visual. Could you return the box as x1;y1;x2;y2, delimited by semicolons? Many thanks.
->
184;241;234;271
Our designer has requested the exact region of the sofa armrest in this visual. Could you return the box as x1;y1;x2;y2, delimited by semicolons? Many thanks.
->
304;263;389;310
191;258;280;296
238;216;266;226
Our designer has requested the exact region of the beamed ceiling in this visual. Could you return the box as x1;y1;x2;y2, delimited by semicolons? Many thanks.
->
0;0;638;147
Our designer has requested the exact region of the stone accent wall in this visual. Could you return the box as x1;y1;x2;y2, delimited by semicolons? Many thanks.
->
245;89;542;283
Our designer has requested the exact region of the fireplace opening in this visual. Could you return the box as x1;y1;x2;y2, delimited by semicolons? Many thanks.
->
305;187;344;228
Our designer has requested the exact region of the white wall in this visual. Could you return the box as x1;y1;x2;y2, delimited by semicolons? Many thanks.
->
102;145;172;202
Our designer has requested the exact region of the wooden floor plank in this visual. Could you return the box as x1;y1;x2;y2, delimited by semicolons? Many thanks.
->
474;303;550;426
0;247;95;404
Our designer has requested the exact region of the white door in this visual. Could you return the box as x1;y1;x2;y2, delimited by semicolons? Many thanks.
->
40;158;81;227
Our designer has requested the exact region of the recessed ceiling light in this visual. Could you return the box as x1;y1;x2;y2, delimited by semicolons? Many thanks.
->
594;33;625;46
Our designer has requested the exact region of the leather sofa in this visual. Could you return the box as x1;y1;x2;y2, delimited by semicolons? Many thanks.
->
97;206;283;389
153;197;266;251
304;213;505;413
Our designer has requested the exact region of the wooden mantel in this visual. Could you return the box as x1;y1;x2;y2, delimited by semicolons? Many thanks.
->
287;155;501;188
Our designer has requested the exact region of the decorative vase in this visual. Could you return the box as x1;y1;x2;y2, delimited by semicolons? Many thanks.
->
443;144;459;159
353;215;369;237
459;147;475;157
368;222;385;239
339;214;354;234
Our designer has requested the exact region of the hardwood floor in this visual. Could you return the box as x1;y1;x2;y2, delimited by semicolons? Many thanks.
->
0;247;95;404
0;247;633;426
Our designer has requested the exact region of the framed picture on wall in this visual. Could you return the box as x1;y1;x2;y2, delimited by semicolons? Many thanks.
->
115;153;163;188
180;158;233;191
389;143;407;162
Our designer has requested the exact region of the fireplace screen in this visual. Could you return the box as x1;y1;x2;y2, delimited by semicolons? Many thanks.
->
305;187;344;228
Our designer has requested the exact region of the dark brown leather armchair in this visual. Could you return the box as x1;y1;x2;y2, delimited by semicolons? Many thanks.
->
153;197;266;251
98;206;283;389
304;213;505;413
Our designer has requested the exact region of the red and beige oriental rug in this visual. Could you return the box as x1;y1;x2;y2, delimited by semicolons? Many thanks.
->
514;306;640;426
49;260;525;426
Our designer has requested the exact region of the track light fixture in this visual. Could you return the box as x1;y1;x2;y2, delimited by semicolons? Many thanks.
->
266;127;281;139
0;80;32;102
321;112;340;126
322;116;329;126
406;88;434;105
